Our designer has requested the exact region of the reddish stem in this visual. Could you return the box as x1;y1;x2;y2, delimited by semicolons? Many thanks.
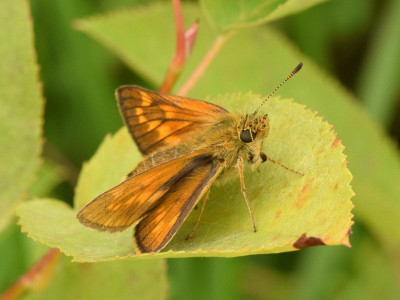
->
172;0;185;66
184;20;199;58
1;248;61;300
177;32;234;96
160;0;198;93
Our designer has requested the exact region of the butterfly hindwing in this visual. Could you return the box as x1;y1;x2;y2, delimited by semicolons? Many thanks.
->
116;85;228;154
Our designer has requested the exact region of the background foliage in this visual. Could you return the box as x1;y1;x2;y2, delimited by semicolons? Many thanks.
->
1;0;400;299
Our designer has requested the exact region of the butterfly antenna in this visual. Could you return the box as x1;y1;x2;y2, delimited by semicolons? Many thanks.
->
253;62;303;115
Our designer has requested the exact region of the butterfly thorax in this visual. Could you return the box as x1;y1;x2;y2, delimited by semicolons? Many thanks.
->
188;113;270;171
130;112;270;177
221;112;270;167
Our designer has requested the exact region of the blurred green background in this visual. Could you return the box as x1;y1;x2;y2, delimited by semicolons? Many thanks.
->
1;0;400;299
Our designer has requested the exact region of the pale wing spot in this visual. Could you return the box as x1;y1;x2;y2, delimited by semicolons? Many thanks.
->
133;120;163;137
123;192;144;207
139;189;161;202
138;91;153;103
162;136;181;146
148;214;179;246
125;197;135;206
123;99;150;107
107;203;116;210
137;115;147;123
134;107;144;114
164;111;182;119
159;104;180;112
146;190;169;205
137;100;151;107
142;209;170;240
156;121;191;139
146;120;162;130
113;203;122;211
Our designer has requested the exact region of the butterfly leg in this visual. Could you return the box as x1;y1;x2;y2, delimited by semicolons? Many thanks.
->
185;189;210;240
237;157;257;232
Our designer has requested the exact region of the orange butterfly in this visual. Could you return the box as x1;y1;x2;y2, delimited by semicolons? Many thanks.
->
77;63;303;253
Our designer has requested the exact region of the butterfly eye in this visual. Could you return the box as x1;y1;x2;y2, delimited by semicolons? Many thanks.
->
240;129;256;143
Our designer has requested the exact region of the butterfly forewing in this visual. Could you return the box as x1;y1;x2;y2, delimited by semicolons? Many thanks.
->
77;148;215;233
116;85;228;154
134;155;223;253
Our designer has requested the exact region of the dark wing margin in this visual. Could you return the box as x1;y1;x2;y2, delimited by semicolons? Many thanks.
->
116;85;228;154
134;156;222;253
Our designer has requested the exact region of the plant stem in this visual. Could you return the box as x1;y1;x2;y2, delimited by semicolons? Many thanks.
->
177;32;235;96
1;248;61;300
160;0;198;93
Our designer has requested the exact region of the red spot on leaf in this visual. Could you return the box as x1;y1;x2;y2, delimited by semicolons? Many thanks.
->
331;139;341;148
272;234;280;241
293;233;325;249
274;211;282;219
296;184;310;208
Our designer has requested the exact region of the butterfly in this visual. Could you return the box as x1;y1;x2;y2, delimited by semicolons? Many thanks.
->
77;63;303;254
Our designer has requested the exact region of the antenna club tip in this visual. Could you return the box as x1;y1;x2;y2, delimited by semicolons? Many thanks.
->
294;62;303;73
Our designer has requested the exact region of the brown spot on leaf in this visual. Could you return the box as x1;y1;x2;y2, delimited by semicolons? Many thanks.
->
296;184;310;208
274;211;282;219
293;233;325;249
347;228;353;236
331;138;341;148
334;183;339;190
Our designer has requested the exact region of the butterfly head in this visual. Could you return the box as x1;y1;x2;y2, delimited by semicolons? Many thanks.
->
237;113;270;165
237;62;303;165
239;114;270;144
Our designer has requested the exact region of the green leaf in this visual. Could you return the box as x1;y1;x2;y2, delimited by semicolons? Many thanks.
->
72;2;400;251
335;237;400;299
239;233;400;299
288;235;400;300
0;220;51;295
0;0;43;231
29;160;68;199
24;255;168;299
17;93;353;262
74;129;140;210
357;0;400;125
73;4;177;87
200;0;327;32
189;27;400;250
